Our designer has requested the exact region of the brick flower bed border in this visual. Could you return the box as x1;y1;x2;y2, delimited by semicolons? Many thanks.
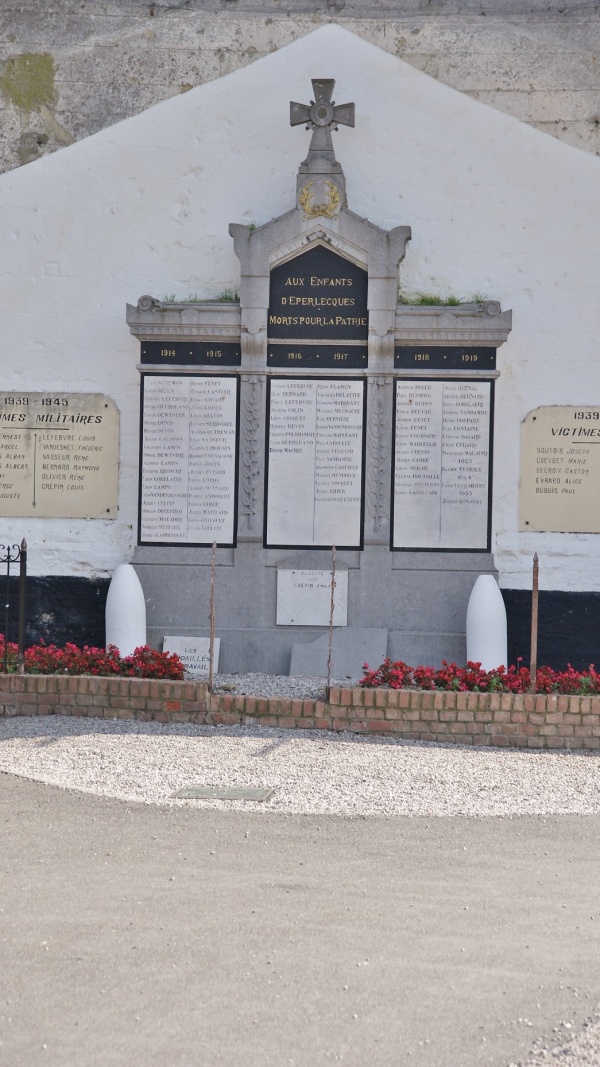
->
1;675;600;750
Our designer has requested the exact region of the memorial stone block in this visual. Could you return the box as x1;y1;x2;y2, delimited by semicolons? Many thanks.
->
128;76;511;674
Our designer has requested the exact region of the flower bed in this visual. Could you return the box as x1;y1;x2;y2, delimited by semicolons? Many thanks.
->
1;643;600;750
361;659;600;696
0;638;184;680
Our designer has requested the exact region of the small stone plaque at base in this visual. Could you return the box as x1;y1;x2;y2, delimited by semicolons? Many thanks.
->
277;570;348;626
174;786;274;801
163;636;220;677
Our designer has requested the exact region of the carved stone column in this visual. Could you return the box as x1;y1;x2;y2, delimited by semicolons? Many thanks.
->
237;373;266;541
364;375;394;545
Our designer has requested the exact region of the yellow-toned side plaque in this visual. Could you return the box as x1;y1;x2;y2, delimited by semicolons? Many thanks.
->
519;406;600;532
0;393;119;518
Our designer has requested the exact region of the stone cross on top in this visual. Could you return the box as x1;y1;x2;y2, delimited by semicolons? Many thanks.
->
290;79;355;164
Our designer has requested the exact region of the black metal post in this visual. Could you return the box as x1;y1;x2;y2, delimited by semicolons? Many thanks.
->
529;552;539;694
3;551;9;674
1;542;21;673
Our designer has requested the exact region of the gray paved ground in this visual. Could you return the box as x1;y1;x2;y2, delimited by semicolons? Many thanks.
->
2;772;600;1066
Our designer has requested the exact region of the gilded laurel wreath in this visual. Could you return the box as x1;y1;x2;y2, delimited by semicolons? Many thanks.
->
298;179;341;220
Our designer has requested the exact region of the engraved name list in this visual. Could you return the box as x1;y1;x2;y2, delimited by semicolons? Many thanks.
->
140;375;238;545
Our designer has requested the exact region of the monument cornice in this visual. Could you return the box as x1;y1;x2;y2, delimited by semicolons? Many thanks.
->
394;304;512;347
126;298;241;341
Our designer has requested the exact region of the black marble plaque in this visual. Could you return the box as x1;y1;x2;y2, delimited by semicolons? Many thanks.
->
268;245;368;342
267;344;368;369
394;346;496;371
140;341;241;366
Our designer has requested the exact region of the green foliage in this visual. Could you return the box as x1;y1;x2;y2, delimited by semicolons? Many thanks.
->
214;289;239;302
398;292;489;306
160;290;239;304
398;292;460;306
160;293;203;304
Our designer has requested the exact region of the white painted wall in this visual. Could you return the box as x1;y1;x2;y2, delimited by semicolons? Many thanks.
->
0;24;599;590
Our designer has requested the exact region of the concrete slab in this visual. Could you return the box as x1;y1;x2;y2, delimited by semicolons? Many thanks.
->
289;626;387;677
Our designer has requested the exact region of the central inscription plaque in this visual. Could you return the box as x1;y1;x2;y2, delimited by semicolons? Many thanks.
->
139;374;238;546
265;377;365;549
392;379;493;550
268;244;368;366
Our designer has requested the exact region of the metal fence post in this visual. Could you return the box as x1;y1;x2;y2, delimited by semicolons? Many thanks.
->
18;538;27;672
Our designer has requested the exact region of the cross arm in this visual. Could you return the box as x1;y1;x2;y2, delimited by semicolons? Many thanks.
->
290;101;312;127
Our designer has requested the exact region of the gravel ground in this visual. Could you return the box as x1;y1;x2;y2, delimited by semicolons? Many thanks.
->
212;671;362;699
509;1014;600;1066
0;709;599;817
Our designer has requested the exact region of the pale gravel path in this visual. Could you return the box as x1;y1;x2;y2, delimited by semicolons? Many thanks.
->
509;1012;600;1066
1;714;600;817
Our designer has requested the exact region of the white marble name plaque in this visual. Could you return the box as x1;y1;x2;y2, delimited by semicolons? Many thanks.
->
393;380;492;550
0;392;118;518
163;636;220;676
276;569;348;626
140;375;238;545
266;378;365;548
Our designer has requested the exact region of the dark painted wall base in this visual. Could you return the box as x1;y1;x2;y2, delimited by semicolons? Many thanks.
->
3;576;109;649
1;576;598;671
503;589;600;671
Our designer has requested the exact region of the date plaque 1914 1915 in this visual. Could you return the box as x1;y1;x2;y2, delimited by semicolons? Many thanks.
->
140;341;241;366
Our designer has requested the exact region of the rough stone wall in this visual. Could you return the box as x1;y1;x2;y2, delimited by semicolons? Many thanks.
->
1;0;600;173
